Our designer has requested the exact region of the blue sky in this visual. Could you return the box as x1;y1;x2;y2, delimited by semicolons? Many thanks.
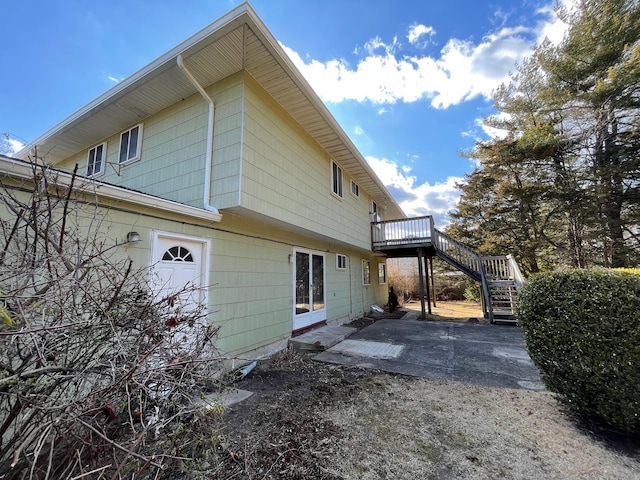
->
0;0;572;226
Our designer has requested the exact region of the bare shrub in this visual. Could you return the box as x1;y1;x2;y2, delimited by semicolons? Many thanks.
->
0;162;222;479
387;259;419;304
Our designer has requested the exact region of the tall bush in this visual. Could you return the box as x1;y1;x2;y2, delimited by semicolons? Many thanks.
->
517;268;640;435
0;163;222;478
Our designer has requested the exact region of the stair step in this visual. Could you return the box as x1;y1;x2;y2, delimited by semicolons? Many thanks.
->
288;325;357;351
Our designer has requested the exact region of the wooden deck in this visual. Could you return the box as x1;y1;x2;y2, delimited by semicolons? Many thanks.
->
371;215;524;323
371;216;436;256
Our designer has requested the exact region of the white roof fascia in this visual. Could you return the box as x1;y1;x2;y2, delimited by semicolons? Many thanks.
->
1;156;222;223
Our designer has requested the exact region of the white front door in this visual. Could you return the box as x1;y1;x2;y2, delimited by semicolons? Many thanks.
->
152;234;207;311
293;249;326;330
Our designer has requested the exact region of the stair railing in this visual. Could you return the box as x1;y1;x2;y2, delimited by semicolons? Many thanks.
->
432;229;494;322
432;229;481;277
481;255;525;286
507;254;525;289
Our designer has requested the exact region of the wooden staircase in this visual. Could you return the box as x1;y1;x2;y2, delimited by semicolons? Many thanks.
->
370;215;524;323
432;229;524;324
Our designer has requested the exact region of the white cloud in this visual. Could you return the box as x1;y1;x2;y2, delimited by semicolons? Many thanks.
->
365;36;399;55
354;126;365;136
283;27;532;109
0;136;25;155
476;115;510;140
535;0;577;45
366;155;462;226
407;24;435;47
468;0;577;141
108;76;123;84
281;1;572;110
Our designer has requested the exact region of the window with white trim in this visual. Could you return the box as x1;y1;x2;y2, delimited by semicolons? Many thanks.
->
378;263;387;284
331;161;343;198
362;260;371;285
336;254;347;270
350;180;359;198
119;124;143;164
86;143;106;177
371;200;382;222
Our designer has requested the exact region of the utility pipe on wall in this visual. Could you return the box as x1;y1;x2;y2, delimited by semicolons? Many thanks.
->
177;54;219;215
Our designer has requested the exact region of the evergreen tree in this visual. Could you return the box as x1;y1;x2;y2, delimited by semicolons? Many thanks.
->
451;0;640;270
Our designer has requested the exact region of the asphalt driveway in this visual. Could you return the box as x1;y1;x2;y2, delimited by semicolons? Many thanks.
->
314;317;545;391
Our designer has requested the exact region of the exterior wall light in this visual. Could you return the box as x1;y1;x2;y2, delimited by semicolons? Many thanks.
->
126;231;142;244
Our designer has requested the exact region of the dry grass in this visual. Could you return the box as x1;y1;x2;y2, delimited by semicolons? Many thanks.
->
404;300;485;322
207;351;640;480
203;304;640;479
323;374;639;479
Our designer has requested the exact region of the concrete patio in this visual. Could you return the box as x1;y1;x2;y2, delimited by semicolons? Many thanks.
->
310;309;544;391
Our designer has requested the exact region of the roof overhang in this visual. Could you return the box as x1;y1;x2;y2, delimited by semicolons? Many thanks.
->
1;155;222;223
17;2;405;220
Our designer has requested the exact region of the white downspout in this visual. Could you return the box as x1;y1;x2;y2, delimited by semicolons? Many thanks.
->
177;54;219;215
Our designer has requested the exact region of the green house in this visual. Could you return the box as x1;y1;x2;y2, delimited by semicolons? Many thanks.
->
6;4;406;360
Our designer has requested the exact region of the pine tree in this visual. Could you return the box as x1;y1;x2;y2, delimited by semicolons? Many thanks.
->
451;0;640;270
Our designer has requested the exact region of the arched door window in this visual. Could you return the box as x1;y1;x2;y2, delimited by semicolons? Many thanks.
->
161;246;194;262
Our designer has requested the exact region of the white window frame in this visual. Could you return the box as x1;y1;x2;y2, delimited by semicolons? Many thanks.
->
350;180;360;198
86;142;106;177
378;263;387;284
331;160;343;199
118;124;143;165
336;254;348;271
371;200;382;222
362;260;371;285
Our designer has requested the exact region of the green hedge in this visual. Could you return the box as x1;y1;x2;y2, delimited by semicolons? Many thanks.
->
517;268;640;436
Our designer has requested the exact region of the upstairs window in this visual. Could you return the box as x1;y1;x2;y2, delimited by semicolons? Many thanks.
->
119;124;142;164
371;200;382;222
331;161;343;198
336;254;348;270
350;180;360;198
86;143;106;177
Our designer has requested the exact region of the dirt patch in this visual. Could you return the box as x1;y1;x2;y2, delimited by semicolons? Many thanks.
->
347;308;407;330
180;308;640;479
405;300;487;323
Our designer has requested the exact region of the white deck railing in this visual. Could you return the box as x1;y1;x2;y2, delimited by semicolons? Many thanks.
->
371;216;434;249
482;255;525;287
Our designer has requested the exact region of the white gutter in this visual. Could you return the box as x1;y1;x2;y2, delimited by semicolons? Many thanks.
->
0;155;222;223
176;54;219;216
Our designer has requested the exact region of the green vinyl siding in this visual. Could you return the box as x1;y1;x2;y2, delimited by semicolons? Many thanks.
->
240;76;373;251
57;74;244;209
1;174;387;358
19;70;393;358
209;74;244;209
325;253;353;321
206;212;387;355
54;71;377;254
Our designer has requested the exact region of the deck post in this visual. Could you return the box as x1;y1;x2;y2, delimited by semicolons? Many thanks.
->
429;256;436;308
417;248;426;319
423;252;432;315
